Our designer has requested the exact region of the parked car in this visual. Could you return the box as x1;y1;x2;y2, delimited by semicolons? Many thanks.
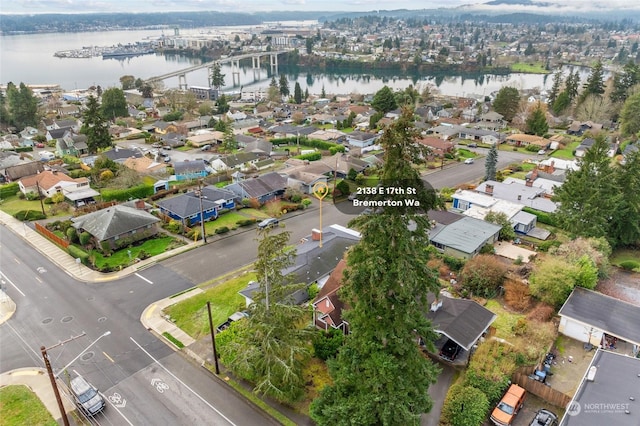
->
70;375;105;416
35;142;45;148
468;143;478;148
162;145;172;150
537;149;546;155
490;384;526;425
439;339;461;362
200;144;211;151
163;156;172;163
257;218;279;229
216;311;249;332
464;158;475;164
529;409;558;426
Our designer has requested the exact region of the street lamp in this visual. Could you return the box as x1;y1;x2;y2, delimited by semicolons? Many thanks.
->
55;331;112;377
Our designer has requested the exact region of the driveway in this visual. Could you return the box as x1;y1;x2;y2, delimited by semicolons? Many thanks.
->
421;364;455;425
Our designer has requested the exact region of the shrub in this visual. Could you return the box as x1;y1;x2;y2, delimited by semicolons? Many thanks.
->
312;329;345;361
619;260;640;271
236;218;257;227
523;207;557;226
301;199;312;208
513;317;528;336
335;180;350;197
459;255;507;298
25;191;40;201
464;340;514;405
538;239;561;252
66;227;78;243
14;210;46;221
442;255;465;272
529;258;578;307
527;303;555;322
43;197;54;204
79;231;92;246
441;384;489;426
296;152;322;161
0;182;19;198
67;245;89;264
503;280;531;311
215;226;230;234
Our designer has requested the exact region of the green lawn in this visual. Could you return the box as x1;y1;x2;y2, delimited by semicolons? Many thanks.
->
0;195;66;218
485;299;525;340
164;272;256;339
610;248;640;271
205;210;267;232
457;148;475;159
0;385;57;426
551;141;580;159
510;62;550;74
91;236;183;269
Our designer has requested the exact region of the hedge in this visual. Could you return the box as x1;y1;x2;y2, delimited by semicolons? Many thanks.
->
619;260;640;271
236;218;257;227
67;245;90;264
14;210;46;221
522;206;558;226
271;136;342;151
215;226;230;234
295;152;322;161
0;182;19;198
101;184;154;202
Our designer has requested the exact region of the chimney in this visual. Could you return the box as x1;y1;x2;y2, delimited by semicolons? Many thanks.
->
548;161;555;174
135;199;146;210
485;184;494;195
526;179;533;187
311;228;322;241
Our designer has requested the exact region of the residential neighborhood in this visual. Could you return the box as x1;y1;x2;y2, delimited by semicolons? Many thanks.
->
1;5;640;426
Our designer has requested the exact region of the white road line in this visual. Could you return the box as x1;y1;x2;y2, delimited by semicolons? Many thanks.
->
0;270;26;296
134;273;153;285
101;390;135;426
129;337;236;426
3;320;42;363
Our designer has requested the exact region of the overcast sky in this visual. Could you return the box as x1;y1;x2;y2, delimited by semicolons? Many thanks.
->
2;0;639;14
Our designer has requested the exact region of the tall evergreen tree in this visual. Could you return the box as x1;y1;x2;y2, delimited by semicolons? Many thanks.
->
526;102;549;136
210;62;225;90
293;82;303;104
548;70;563;106
610;61;640;104
492;86;520;122
5;82;39;131
100;87;128;120
216;94;230;114
565;70;581;102
371;85;398;114
609;149;640;247
81;95;112;154
580;60;605;103
220;228;310;403
620;91;640;136
310;107;441;425
552;135;621;244
278;74;290;97
485;143;498;181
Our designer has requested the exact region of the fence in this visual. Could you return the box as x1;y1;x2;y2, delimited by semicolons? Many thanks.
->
512;370;572;408
35;222;70;249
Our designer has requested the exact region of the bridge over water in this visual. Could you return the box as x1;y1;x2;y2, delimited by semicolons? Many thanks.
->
145;50;289;90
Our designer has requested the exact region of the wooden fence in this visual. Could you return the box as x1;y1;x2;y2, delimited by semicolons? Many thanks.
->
512;371;571;408
35;222;70;249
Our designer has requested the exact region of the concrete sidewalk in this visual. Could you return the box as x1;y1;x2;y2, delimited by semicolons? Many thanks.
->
0;368;78;425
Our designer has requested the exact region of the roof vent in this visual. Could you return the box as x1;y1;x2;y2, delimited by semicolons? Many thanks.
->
586;366;597;382
430;299;442;312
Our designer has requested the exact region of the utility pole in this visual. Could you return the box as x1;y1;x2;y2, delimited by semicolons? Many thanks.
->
40;332;86;426
206;302;220;374
35;180;46;216
196;180;207;244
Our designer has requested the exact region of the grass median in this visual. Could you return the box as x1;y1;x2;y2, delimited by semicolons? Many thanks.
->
0;385;57;426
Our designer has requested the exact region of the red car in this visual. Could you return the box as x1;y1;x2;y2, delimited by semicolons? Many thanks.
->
35;142;45;148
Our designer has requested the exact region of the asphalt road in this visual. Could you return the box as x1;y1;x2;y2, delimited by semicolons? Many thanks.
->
423;147;538;189
0;226;274;425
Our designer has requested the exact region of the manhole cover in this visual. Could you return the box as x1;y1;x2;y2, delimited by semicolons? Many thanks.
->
87;296;95;301
81;351;95;361
61;316;73;323
42;318;53;324
98;317;107;322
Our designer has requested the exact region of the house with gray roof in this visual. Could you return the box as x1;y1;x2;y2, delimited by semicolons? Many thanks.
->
210;152;260;172
225;171;287;204
71;205;159;251
429;216;501;259
558;287;640;351
427;291;497;364
173;159;208;181
156;191;219;226
457;127;504;145
239;224;360;307
346;130;379;148
102;146;143;163
473;180;558;213
3;161;44;182
560;350;640;426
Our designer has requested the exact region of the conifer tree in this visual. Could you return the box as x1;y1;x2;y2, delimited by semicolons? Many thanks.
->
485;143;498;181
526;102;549;136
310;107;441;425
81;95;112;154
293;82;303;104
548;70;563;106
